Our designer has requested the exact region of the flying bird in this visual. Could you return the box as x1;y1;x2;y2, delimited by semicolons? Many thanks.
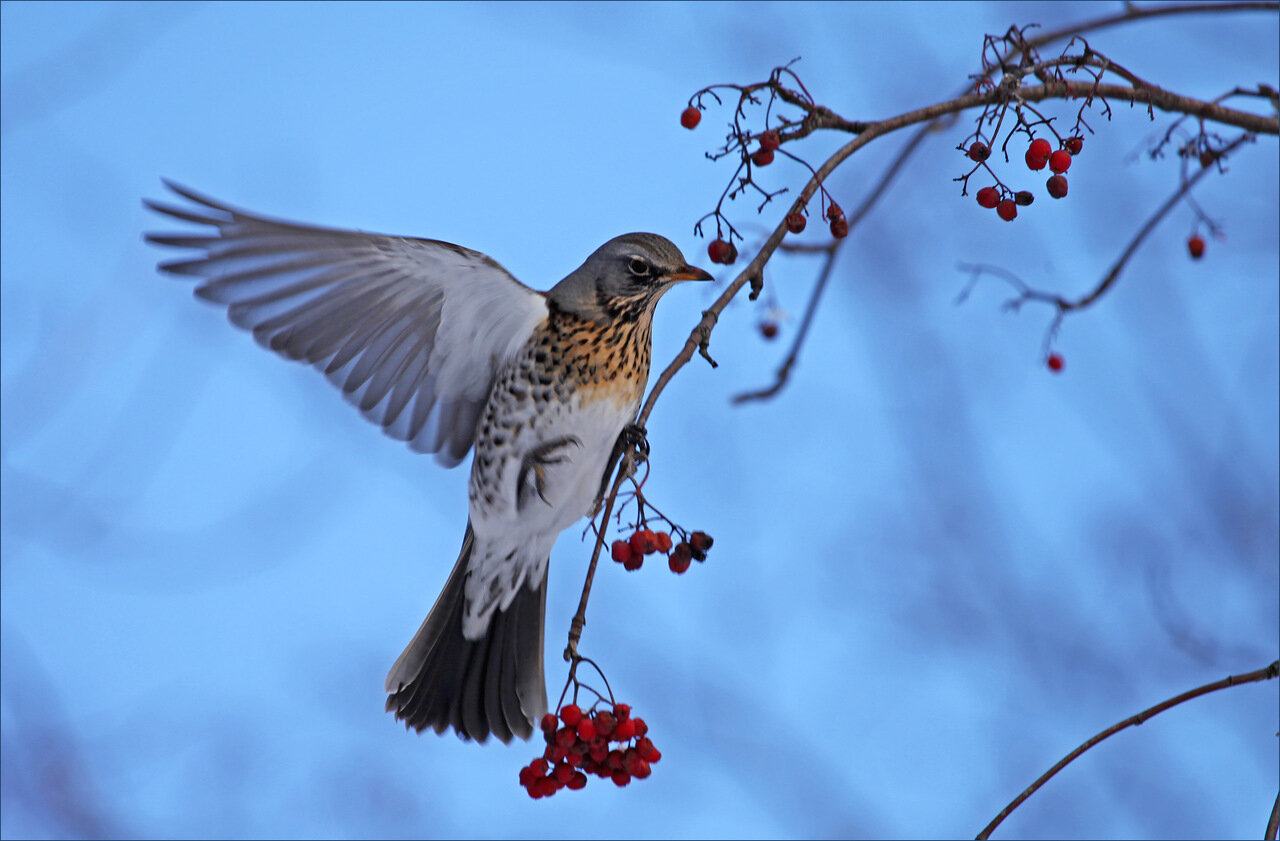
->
145;181;711;742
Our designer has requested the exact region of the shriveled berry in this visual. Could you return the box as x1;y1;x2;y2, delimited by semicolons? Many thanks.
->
653;532;673;554
610;539;633;564
1064;136;1083;155
622;552;643;572
975;186;1000;209
1046;353;1064;373
1188;234;1205;259
752;148;774;167
1048;149;1072;174
1199;150;1217;169
830;216;849;239
593;710;616;738
707;238;737;265
567;771;588;790
669;552;692;574
688;531;713;552
1014;190;1034;207
967;141;990;162
680;106;701;129
825;201;843;221
785;211;807;234
560;703;582;727
758;130;781;152
1046;175;1068;199
997;199;1017;221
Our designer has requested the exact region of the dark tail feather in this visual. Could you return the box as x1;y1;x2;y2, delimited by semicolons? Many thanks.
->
384;523;548;743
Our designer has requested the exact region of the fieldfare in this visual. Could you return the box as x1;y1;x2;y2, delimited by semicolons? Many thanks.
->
144;181;712;743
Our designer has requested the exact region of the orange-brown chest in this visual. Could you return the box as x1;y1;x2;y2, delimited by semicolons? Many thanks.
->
533;308;652;408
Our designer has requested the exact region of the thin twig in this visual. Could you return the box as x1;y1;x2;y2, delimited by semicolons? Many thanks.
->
976;660;1280;840
1266;792;1279;841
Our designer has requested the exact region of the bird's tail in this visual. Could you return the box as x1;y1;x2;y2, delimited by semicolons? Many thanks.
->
384;522;548;743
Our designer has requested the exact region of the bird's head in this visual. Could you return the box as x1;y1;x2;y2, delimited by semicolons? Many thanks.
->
549;233;712;324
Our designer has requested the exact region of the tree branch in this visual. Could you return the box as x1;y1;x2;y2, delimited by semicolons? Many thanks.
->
976;660;1280;839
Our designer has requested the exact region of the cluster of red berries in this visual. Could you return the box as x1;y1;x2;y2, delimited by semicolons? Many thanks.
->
784;201;847;239
520;702;661;798
971;135;1082;221
611;528;713;575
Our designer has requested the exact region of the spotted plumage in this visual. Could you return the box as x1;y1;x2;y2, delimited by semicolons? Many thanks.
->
144;183;711;743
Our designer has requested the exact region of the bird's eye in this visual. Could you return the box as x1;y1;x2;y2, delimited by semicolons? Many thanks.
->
627;258;651;277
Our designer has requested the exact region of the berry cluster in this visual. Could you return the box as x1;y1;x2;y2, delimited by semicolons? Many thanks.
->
969;135;1082;221
520;702;662;798
612;528;713;575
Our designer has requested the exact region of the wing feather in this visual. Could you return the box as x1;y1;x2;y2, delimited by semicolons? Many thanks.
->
145;181;547;465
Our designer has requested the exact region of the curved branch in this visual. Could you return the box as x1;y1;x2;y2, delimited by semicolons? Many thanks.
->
976;660;1280;840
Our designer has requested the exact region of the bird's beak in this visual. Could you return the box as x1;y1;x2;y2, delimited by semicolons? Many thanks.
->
666;266;714;283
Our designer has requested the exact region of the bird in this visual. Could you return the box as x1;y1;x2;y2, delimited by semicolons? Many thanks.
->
144;180;712;743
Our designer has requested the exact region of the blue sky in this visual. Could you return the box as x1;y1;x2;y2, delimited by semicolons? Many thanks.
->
2;2;1277;838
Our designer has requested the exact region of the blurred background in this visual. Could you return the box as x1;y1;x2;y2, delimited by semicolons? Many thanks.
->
2;2;1276;838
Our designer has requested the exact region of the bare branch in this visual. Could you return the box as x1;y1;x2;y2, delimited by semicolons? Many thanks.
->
976;660;1280;840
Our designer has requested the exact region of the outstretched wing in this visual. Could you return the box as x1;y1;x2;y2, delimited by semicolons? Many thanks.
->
145;180;547;467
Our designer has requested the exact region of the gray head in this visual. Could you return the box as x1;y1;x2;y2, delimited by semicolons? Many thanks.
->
548;233;712;324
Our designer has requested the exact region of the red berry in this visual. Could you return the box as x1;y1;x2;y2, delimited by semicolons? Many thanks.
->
556;726;577;748
1046;175;1068;199
622;552;643;571
610;539;633;564
630;758;652;779
785;211;807;234
629;529;655;556
1047;353;1064;373
825;201;843;221
707;238;737;265
1064;136;1083;155
1048;149;1072;174
760;321;779;340
680;106;701;129
631;717;648;738
613;718;636;741
975;186;1000;209
553;762;574;784
758;130;781;152
967;141;990;162
653;532;673;554
613;703;631;721
536;776;558;797
531;757;549;777
688;531;714;553
669;553;692;574
996;199;1017;221
637;737;661;763
577;719;597;741
752;148;774;167
540;713;558;733
830;216;849;239
611;771;632;787
560;703;582;727
1014;190;1034;207
1188;234;1205;259
567;771;588;790
1026;138;1052;170
519;765;538;787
